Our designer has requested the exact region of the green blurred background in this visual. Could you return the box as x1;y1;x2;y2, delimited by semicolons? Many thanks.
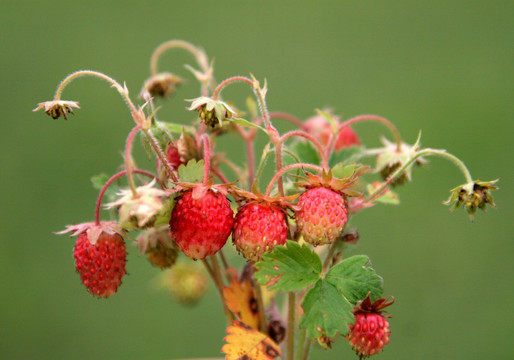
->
1;1;512;359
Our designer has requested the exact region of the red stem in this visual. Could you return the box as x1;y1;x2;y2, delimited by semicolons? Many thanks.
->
265;163;324;197
337;115;402;152
280;130;329;169
125;124;142;196
94;169;160;225
212;76;254;99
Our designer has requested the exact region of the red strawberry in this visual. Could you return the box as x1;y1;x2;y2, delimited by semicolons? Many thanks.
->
73;231;127;298
166;143;183;171
170;188;233;260
335;126;361;150
346;297;394;358
232;202;288;262
295;186;348;246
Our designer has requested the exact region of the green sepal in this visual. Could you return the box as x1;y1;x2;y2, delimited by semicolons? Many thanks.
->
177;159;205;183
299;279;354;348
254;241;322;292
329;146;365;168
325;255;384;304
366;183;400;205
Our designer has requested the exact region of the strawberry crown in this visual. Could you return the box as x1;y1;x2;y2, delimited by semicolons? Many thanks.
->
295;165;369;197
354;295;395;314
230;183;299;212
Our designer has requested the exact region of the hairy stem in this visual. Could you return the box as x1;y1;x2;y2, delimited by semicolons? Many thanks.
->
150;39;209;75
53;70;139;121
125;125;142;197
280;130;329;169
265;163;324;197
365;148;473;204
94;169;160;225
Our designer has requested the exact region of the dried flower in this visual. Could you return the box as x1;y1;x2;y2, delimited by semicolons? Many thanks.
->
33;100;80;120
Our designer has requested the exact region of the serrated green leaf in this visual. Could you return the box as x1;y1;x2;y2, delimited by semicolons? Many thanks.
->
300;279;354;347
230;117;266;133
254;241;322;291
325;255;383;304
177;159;205;183
290;141;320;167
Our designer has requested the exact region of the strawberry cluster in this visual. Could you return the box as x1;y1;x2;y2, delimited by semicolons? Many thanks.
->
36;39;497;359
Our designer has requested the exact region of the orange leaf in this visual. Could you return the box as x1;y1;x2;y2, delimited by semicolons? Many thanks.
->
222;321;281;360
223;278;260;330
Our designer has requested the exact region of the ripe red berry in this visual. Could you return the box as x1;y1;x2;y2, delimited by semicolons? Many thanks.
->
170;189;233;260
232;202;288;262
347;312;391;358
166;143;183;171
295;186;347;246
335;126;361;150
73;232;127;298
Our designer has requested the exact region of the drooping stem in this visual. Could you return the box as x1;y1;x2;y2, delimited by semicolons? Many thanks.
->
53;70;139;121
265;163;324;197
280;130;329;169
125;124;143;197
337;114;403;152
150;39;209;75
212;76;254;100
287;292;296;360
365;148;474;204
94;169;160;225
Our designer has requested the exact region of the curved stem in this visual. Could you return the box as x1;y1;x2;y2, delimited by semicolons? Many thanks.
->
365;148;473;204
212;76;254;99
265;163;324;197
338;115;402;152
94;169;160;225
270;112;304;128
280;130;329;169
150;39;209;76
202;134;211;186
125;125;142;197
53;70;138;121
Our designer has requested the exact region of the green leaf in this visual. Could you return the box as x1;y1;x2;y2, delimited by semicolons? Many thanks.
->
91;174;119;201
177;159;205;183
165;122;195;135
300;279;354;347
329;146;365;167
290;141;320;167
254;241;322;291
230;117;266;133
325;255;383;304
366;183;400;205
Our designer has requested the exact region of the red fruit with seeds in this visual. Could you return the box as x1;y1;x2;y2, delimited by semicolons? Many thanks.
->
166;143;184;171
296;186;347;246
335;126;361;150
347;312;390;358
232;202;288;262
73;231;127;298
346;296;394;358
170;189;233;260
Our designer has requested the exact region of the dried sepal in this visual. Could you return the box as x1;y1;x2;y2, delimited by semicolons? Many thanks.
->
186;96;237;128
106;180;171;229
33;100;80;120
444;179;498;220
376;134;426;186
56;221;123;245
140;72;183;99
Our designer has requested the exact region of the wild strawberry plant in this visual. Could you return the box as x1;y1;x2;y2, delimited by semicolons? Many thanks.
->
35;40;498;359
